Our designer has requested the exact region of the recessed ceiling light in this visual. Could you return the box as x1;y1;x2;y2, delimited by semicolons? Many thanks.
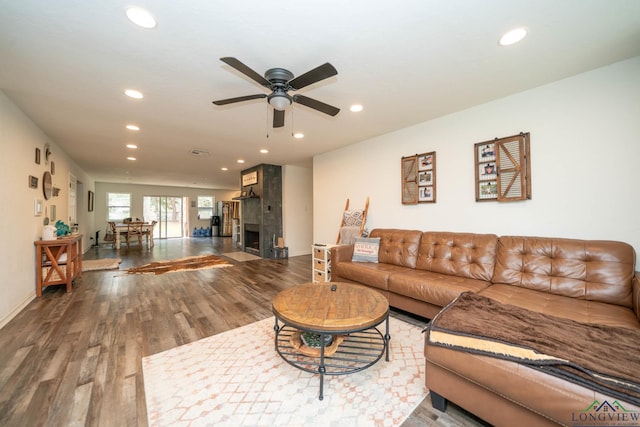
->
126;7;157;29
499;27;528;46
293;132;304;139
221;167;228;171
126;124;140;131
237;159;245;163
126;144;138;149
127;156;137;161
350;104;363;112
260;149;269;154
125;89;143;99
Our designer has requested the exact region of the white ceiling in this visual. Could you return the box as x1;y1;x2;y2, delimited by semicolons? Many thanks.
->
1;0;639;190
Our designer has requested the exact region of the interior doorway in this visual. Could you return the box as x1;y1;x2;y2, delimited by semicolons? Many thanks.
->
69;173;77;224
143;196;185;238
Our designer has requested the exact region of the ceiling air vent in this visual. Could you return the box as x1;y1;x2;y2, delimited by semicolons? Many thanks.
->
191;148;210;156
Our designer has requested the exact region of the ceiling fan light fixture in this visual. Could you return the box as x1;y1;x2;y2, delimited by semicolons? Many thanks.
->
293;132;304;139
126;124;140;131
268;93;291;111
350;104;363;112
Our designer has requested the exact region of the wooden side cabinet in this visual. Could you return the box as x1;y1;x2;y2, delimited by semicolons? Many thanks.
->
34;234;83;297
312;244;335;283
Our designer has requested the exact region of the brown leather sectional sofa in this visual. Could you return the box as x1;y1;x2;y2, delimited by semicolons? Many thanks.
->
331;228;640;426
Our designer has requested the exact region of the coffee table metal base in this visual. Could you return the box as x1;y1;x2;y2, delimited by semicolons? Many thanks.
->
274;315;390;400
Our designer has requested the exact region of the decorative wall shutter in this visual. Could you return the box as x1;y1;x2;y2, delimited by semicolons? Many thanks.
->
474;132;531;202
495;133;531;201
401;156;418;204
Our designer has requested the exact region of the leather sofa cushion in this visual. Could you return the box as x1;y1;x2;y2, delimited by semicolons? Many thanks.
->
389;270;491;308
493;236;635;308
369;229;422;268
416;232;498;282
480;284;640;329
425;344;640;426
332;262;410;291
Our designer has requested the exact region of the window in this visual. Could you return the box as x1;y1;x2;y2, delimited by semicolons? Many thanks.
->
197;196;214;220
107;192;131;221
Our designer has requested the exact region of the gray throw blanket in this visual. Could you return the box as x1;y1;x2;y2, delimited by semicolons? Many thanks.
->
427;292;640;405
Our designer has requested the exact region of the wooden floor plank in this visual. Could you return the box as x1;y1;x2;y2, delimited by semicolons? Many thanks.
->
0;237;487;426
66;382;94;427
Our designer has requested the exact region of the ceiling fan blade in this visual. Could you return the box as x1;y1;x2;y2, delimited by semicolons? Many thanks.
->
220;57;271;87
288;63;337;90
273;109;285;128
212;94;267;106
293;95;340;116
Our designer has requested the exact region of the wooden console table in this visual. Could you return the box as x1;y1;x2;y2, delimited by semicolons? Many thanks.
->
34;234;83;297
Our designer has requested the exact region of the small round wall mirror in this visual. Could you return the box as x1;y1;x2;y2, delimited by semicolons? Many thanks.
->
43;171;52;200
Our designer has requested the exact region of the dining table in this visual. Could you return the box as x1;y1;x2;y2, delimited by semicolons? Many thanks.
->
114;222;155;248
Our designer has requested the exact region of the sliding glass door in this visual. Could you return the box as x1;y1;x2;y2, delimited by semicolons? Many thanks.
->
143;196;185;238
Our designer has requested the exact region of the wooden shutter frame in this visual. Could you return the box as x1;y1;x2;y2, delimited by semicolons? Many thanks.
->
402;152;437;204
401;155;418;204
475;132;531;202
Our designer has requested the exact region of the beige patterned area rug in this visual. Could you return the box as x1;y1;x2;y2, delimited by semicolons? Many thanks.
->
222;251;262;262
127;254;232;275
143;316;427;426
82;258;122;271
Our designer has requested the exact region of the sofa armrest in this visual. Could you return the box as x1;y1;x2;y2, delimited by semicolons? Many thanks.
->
331;244;354;264
633;272;640;321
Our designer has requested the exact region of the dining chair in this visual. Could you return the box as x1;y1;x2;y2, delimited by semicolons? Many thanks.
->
125;222;144;248
107;221;119;248
143;220;157;246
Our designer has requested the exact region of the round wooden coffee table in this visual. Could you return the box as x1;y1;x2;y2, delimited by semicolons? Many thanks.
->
272;282;390;400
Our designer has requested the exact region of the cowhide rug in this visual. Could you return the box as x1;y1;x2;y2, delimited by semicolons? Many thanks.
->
126;254;232;275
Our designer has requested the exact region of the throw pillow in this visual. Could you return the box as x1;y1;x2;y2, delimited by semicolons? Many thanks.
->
352;237;381;263
343;209;364;227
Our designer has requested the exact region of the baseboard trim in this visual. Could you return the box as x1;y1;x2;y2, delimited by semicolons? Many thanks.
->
288;249;312;257
0;292;35;330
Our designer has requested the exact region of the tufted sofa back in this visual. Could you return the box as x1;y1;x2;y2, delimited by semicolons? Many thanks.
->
369;229;423;268
416;232;499;281
493;236;636;307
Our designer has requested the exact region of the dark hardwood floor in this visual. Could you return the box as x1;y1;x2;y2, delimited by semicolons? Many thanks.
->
0;237;485;426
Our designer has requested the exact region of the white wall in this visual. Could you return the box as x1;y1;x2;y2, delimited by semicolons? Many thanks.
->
94;182;239;238
0;91;96;328
282;165;313;256
314;57;640;269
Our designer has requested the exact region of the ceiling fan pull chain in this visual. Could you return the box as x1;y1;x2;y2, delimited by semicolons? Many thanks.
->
266;105;270;138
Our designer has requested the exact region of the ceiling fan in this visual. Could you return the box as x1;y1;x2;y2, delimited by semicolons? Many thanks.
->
212;57;340;128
